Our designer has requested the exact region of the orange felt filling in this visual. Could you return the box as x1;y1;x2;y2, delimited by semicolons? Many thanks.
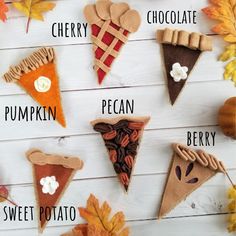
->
17;62;66;127
33;164;74;229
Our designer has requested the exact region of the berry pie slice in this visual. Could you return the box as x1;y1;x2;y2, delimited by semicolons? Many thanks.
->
158;143;225;219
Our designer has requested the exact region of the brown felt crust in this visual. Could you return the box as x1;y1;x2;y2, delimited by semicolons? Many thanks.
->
84;0;141;32
157;28;213;51
26;149;83;170
91;116;150;193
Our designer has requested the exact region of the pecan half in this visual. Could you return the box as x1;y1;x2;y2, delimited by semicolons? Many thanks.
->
114;163;122;174
124;155;134;168
117;147;125;162
120;134;130;147
103;130;117;140
105;141;118;150
119;172;129;185
128;122;144;130
130;130;140;142
94;123;113;133
109;150;117;163
114;120;129;130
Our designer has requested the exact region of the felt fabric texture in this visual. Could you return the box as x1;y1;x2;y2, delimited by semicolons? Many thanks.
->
84;0;141;84
161;44;201;105
33;164;75;231
3;47;66;128
157;28;213;105
26;149;83;233
17;62;66;127
91;116;150;192
158;144;224;219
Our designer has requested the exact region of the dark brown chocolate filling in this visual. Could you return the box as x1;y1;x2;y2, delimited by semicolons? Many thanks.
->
162;44;201;105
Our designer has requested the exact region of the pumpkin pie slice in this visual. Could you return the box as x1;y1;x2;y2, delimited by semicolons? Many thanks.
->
91;116;150;192
158;143;225;219
26;149;83;233
84;0;141;84
157;28;213;105
3;47;66;127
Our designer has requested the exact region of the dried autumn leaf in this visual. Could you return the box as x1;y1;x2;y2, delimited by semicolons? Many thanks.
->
227;186;236;232
12;0;56;33
219;44;236;61
202;0;236;43
79;194;129;236
62;194;129;236
0;0;8;22
0;185;8;202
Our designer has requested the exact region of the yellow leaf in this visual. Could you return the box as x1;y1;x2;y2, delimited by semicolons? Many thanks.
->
227;187;236;232
12;0;56;33
202;0;236;43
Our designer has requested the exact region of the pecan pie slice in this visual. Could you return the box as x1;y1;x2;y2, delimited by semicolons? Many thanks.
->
158;143;225;219
91;116;150;192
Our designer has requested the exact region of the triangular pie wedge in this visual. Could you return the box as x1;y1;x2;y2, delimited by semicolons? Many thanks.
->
3;47;66;127
91;116;150;192
157;28;213;105
158;143;225;219
84;0;141;84
26;149;83;233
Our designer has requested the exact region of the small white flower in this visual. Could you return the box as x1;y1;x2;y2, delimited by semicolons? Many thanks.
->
40;176;59;195
170;63;188;82
34;76;51;93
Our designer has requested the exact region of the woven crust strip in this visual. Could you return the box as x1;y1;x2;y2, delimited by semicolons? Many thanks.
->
93;20;129;73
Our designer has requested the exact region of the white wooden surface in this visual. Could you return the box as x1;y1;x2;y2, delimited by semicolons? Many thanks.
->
0;0;236;235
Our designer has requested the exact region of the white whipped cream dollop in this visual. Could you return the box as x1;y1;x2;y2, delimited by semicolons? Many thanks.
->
170;63;188;82
40;176;59;195
34;76;51;93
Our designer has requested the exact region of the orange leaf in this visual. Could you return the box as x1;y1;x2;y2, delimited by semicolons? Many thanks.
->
202;0;236;43
63;194;129;236
0;0;8;22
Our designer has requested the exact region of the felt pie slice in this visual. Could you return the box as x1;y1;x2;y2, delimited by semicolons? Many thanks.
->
158;143;225;219
3;47;66;127
26;149;83;232
91;116;150;192
84;0;141;84
157;28;213;105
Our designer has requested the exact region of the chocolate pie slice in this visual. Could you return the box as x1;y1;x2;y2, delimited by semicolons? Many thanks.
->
91;116;150;192
158;143;225;219
26;149;83;232
157;28;213;105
